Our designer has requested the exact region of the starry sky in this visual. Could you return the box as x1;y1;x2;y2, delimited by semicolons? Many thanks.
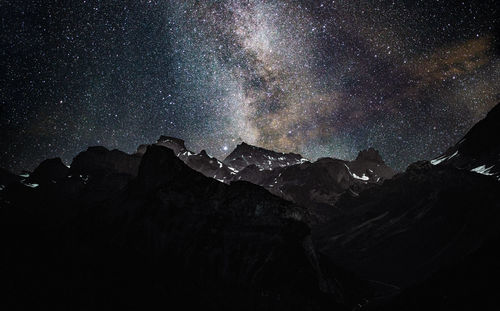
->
1;0;499;172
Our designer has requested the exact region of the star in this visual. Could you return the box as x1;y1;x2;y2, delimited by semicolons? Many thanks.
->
0;0;498;172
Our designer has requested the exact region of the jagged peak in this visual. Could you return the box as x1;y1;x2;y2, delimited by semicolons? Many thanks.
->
229;141;302;158
355;147;385;164
198;149;209;157
29;157;69;183
157;135;186;147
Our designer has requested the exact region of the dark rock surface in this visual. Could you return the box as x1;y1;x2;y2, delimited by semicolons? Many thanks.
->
28;157;69;184
348;148;396;181
374;233;500;310
0;145;366;311
183;149;235;182
156;135;188;155
431;102;500;178
0;167;21;187
312;104;500;309
138;137;236;183
314;164;500;290
70;146;142;177
230;153;394;222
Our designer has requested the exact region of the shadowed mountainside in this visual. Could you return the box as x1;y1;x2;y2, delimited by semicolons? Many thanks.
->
1;145;369;311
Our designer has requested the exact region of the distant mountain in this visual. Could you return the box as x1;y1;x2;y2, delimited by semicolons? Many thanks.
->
430;103;500;180
223;142;308;171
347;147;396;181
228;146;396;222
134;138;396;216
137;136;236;183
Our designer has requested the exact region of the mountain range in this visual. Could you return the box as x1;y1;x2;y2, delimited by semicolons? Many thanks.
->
1;103;499;310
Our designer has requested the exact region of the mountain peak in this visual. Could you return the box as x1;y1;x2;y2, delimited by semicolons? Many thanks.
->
224;142;306;171
233;141;255;151
157;135;185;145
355;147;385;164
199;149;209;157
156;135;187;155
30;157;68;183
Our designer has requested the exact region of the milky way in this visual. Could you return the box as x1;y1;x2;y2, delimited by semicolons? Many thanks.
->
1;0;499;172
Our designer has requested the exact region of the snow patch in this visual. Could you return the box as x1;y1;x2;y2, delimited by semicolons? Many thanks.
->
471;165;495;176
448;150;459;159
344;164;370;181
21;181;39;188
430;151;458;165
352;173;369;181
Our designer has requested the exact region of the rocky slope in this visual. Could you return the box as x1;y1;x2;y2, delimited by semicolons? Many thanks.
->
132;136;396;218
313;103;500;309
315;162;500;288
223;142;308;171
137;135;236;183
347;147;396;181
0;144;367;311
229;147;396;222
430;102;500;179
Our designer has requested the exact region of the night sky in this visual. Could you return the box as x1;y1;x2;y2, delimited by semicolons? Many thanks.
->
1;0;499;172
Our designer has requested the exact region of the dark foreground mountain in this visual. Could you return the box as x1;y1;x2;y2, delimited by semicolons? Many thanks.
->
0;145;369;311
314;162;500;291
